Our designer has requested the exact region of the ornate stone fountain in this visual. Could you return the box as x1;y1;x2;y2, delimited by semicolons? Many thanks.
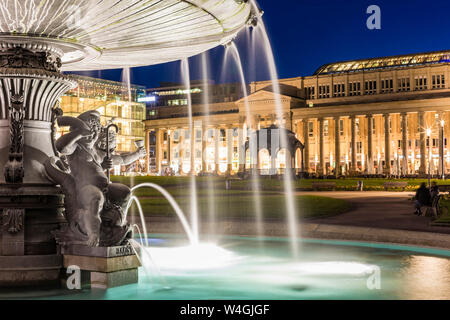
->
0;0;254;288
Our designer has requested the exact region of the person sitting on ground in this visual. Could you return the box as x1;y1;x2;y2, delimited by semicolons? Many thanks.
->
414;182;431;216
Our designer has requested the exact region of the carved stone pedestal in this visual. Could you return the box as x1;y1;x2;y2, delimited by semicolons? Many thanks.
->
61;244;140;289
0;184;65;286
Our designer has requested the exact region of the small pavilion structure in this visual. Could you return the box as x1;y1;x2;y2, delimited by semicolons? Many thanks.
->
244;125;304;175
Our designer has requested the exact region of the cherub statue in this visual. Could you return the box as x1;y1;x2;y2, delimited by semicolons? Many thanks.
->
45;110;145;247
94;124;147;173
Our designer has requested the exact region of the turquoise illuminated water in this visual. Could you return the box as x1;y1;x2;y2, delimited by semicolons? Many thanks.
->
3;235;450;300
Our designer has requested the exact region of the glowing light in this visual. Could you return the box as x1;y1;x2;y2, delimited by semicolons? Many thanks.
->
182;163;191;174
250;261;381;285
426;128;432;137
145;244;241;271
219;163;227;173
138;96;156;103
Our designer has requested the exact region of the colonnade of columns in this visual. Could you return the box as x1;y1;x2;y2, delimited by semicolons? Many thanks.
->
149;124;241;176
296;111;449;176
147;112;298;176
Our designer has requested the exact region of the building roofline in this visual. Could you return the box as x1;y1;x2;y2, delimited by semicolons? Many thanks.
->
66;73;146;90
314;49;450;75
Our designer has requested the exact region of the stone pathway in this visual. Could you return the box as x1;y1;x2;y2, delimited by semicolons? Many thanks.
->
298;191;450;235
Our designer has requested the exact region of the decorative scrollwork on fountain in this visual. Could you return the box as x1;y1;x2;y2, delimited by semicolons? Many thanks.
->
0;47;62;72
4;91;26;183
2;208;24;234
44;110;146;247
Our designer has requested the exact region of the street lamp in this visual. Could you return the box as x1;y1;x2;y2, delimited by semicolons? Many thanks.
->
426;128;432;187
440;120;445;180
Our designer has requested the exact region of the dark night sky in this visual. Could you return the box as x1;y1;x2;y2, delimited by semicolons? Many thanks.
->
69;0;450;89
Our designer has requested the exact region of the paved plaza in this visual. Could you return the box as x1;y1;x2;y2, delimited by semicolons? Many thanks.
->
299;191;450;235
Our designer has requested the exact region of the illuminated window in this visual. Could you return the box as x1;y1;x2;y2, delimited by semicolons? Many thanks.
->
308;122;314;137
324;120;329;137
432;75;445;89
154;88;202;96
381;79;393;93
398;77;411;92
306;86;315;99
414;76;427;91
364;80;377;95
333;83;345;97
339;119;344;136
349;82;361;96
318;85;330;99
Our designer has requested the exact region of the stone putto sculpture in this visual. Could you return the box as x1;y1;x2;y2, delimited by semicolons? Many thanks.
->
45;110;146;247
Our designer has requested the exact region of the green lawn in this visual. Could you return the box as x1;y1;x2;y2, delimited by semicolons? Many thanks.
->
127;194;351;220
112;176;351;220
436;197;450;225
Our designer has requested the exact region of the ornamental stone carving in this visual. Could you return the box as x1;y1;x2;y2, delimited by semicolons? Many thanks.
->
4;91;26;183
0;47;62;72
3;208;24;234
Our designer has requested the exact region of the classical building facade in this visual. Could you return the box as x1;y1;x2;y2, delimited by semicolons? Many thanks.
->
144;50;450;176
59;74;147;174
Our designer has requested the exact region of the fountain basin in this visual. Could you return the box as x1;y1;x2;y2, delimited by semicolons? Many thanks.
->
1;236;449;299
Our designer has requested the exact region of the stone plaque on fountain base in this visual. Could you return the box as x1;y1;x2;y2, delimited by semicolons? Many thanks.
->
61;244;140;289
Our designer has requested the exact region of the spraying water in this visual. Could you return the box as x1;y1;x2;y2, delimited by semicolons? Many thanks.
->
122;67;132;103
201;52;217;238
126;196;149;247
226;42;264;242
127;183;197;245
181;58;200;244
250;0;300;258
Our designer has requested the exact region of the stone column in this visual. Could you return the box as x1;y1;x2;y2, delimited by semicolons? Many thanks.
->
201;125;207;173
303;119;310;172
317;118;325;175
285;112;292;131
401;113;408;175
167;129;172;169
384;114;391;175
419;112;426;175
350;115;357;174
367;114;373;174
190;125;195;175
238;121;246;173
144;129;150;173
285;147;292;170
214;126;220;174
226;125;234;175
254;115;260;130
334;116;341;176
155;128;162;175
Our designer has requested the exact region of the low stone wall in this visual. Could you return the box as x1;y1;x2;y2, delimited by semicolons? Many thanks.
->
146;218;450;250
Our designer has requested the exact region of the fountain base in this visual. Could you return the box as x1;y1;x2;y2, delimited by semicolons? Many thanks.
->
0;184;65;287
61;244;140;289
